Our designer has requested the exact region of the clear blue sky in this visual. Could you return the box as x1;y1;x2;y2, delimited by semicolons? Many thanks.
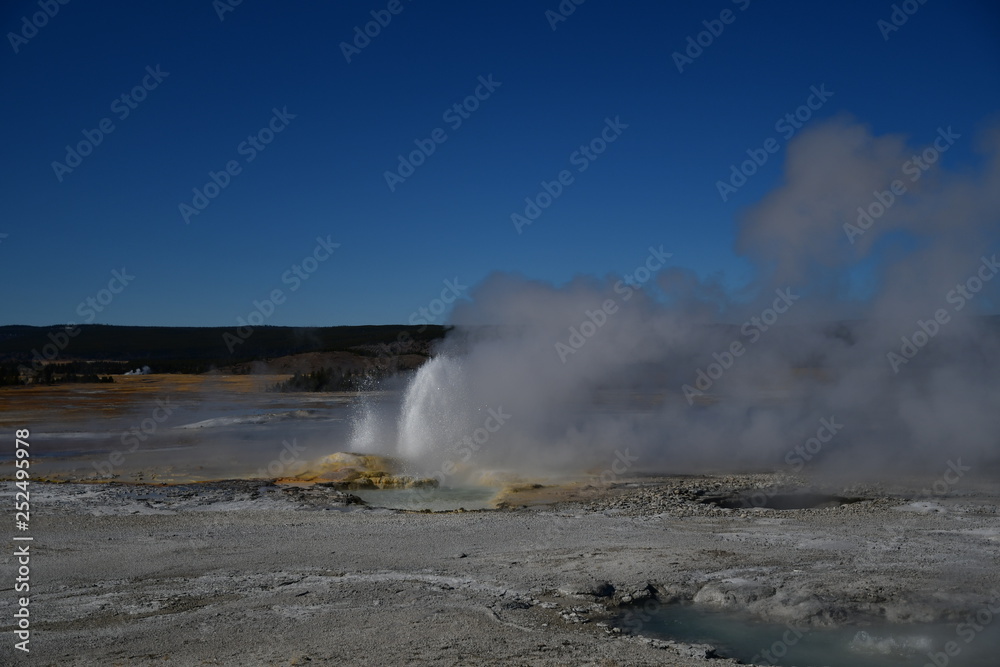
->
2;0;998;326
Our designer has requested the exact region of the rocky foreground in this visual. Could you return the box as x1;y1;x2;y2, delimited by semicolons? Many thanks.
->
2;472;999;666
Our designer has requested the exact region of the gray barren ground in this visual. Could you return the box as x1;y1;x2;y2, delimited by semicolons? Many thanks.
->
2;474;998;666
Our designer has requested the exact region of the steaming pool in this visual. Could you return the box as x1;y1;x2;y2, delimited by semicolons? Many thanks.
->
614;603;1000;666
351;485;500;511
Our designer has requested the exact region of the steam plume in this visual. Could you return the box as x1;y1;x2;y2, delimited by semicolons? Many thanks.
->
363;117;1000;480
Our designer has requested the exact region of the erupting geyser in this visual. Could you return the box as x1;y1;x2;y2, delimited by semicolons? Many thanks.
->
396;355;473;461
345;118;1000;484
349;356;478;470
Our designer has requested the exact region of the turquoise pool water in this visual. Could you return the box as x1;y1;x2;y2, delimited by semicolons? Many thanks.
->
614;602;1000;666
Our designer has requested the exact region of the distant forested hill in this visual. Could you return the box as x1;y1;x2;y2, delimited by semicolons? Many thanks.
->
0;324;448;374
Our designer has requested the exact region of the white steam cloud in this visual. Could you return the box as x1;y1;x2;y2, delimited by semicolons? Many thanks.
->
362;116;1000;481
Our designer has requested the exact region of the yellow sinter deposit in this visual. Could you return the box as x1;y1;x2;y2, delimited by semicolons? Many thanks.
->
282;452;438;489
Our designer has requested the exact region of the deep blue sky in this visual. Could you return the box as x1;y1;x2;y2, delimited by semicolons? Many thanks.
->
2;0;998;326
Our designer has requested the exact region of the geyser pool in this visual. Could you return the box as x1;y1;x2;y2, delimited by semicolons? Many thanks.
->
351;485;499;511
614;603;1000;666
701;491;863;510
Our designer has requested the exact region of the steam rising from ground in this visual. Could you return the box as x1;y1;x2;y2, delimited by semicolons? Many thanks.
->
361;117;1000;480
